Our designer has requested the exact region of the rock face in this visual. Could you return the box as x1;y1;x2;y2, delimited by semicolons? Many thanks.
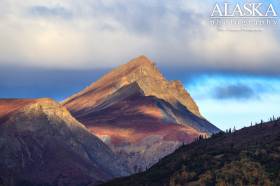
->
63;56;220;173
0;98;129;186
64;56;202;118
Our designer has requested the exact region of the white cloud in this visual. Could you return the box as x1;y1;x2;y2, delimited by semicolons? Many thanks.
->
0;0;279;72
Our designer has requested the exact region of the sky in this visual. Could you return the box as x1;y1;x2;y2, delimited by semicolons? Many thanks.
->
0;0;280;130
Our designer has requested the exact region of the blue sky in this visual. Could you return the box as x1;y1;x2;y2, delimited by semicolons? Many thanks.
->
186;74;280;130
0;0;280;130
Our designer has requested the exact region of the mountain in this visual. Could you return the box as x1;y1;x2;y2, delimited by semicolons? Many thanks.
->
101;118;280;186
63;56;220;173
0;98;129;186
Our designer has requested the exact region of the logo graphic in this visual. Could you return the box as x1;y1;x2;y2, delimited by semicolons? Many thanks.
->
210;2;280;31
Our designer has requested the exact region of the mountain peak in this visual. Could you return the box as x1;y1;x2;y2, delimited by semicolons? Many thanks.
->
110;55;163;80
63;56;220;173
126;55;154;67
64;56;202;118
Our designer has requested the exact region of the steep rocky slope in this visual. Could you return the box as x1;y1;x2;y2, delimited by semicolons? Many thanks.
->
0;98;128;186
63;56;220;172
64;55;202;119
101;118;280;186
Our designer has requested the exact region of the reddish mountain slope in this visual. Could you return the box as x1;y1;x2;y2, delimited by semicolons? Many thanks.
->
63;56;220;172
64;56;201;119
0;98;129;186
0;99;36;124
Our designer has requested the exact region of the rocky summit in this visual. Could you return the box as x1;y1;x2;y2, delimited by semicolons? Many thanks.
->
63;56;220;173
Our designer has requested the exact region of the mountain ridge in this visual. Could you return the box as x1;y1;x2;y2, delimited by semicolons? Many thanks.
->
63;55;202;118
63;56;220;173
0;98;129;186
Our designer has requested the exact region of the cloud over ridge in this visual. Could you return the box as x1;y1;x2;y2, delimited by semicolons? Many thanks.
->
0;0;279;74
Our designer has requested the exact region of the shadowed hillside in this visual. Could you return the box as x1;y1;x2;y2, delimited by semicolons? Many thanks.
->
101;117;280;186
0;98;129;186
